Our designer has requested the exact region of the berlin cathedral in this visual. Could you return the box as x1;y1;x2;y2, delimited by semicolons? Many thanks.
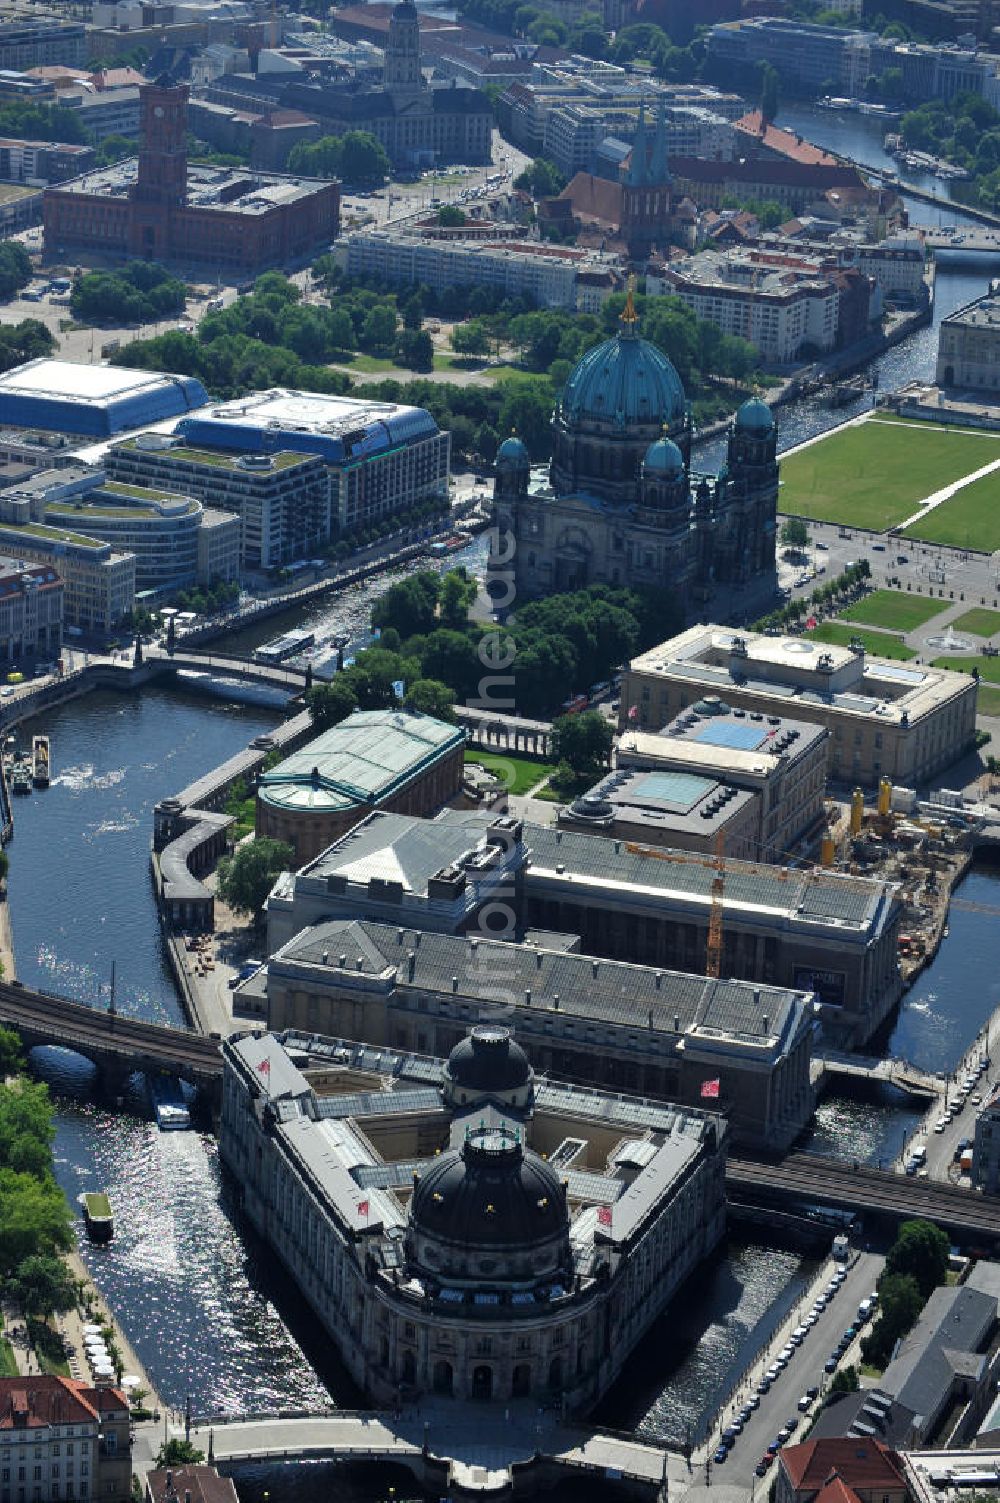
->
490;297;780;623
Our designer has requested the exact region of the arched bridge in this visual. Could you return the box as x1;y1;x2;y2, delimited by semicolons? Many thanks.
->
728;1153;1000;1243
0;980;222;1095
141;649;308;693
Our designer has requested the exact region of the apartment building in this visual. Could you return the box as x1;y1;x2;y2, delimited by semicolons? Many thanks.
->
0;522;133;631
340;227;622;311
0;555;62;662
0;20;86;71
649;249;840;363
0;1377;132;1503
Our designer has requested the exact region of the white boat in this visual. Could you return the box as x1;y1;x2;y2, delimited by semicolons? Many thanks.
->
148;1074;191;1131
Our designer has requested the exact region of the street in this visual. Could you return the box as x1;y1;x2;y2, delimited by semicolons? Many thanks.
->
699;1250;884;1492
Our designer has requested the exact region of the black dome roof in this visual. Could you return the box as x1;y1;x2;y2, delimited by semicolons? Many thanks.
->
446;1026;532;1095
410;1126;568;1252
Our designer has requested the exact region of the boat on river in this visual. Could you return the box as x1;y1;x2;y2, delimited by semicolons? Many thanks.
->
253;629;315;666
148;1074;191;1131
79;1191;114;1243
32;735;49;788
10;760;31;796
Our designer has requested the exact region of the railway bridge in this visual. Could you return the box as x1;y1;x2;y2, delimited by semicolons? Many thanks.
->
0;979;222;1099
727;1153;1000;1244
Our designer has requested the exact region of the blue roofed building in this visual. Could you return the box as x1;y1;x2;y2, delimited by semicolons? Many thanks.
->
172;387;451;535
0;359;209;439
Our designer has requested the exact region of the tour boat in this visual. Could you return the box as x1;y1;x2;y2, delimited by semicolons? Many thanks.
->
148;1074;191;1131
80;1191;114;1243
32;735;49;789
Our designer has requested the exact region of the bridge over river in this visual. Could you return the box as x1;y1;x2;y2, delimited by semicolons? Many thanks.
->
147;1406;676;1501
727;1153;1000;1244
0;979;221;1096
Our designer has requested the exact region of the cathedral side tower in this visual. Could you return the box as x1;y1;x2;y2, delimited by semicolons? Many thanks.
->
723;397;779;583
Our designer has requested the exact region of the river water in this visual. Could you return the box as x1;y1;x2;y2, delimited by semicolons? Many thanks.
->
9;106;1000;1459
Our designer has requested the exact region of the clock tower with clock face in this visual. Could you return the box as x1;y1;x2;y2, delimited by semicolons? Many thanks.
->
133;82;188;206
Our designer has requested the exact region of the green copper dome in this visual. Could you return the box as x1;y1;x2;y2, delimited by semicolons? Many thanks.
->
643;434;684;476
561;322;687;433
496;434;529;466
735;396;775;434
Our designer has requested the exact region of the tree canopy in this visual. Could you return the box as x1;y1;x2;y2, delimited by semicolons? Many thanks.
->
0;242;31;302
884;1218;950;1297
10;1254;77;1320
0;319;55;375
71;261;187;326
287;130;390;185
216;838;294;919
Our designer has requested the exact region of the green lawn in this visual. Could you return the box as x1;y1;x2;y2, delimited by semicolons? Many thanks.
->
903;467;1000;551
806;622;916;660
780;419;1000;531
930;654;1000;715
838;590;944;633
952;607;1000;638
0;1339;17;1377
464;750;555;797
335;352;399;373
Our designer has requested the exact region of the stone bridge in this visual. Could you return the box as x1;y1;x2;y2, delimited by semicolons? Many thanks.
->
0;979;222;1098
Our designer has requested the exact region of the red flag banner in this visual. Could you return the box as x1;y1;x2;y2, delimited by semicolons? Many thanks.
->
700;1078;721;1099
597;1206;613;1227
257;1057;270;1076
357;1199;370;1218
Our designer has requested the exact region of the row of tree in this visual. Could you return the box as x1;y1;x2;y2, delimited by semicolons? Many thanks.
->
861;1219;949;1369
0;319;55;376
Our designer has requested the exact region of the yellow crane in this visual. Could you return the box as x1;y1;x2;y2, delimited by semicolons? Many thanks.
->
705;828;725;980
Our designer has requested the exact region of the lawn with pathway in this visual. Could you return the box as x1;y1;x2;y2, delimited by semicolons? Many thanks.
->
838;590;944;633
930;654;1000;715
951;607;1000;638
903;468;1000;551
779;418;1000;531
805;622;916;659
465;750;556;797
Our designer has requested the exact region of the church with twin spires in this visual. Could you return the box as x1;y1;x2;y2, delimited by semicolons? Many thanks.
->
490;296;780;623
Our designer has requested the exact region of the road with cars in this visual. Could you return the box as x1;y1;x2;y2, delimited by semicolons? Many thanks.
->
901;1040;994;1185
698;1250;884;1491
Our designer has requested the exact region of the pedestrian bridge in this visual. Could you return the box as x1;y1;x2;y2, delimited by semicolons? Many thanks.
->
814;1049;941;1101
0;979;222;1095
174;1407;672;1501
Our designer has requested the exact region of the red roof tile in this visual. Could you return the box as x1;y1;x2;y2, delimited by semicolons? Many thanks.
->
780;1438;906;1494
735;111;840;167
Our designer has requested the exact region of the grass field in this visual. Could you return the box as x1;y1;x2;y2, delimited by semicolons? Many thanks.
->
780;418;1000;531
838;590;944;633
465;750;555;797
903;467;1000;551
0;1340;16;1378
930;655;1000;715
952;607;1000;638
806;622;916;659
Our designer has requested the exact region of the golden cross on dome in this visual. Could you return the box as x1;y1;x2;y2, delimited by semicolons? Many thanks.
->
621;274;638;324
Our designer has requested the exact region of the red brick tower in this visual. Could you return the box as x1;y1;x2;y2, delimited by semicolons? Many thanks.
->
128;82;189;258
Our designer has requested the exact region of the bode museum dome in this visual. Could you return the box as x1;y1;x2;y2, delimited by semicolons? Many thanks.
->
491;294;780;624
223;1023;727;1411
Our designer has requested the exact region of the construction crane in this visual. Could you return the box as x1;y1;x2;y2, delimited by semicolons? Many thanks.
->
705;829;725;980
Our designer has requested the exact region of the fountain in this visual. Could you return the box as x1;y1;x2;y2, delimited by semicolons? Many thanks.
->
926;623;974;651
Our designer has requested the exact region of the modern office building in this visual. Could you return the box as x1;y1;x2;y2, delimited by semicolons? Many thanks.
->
563;695;828;860
105;436;332;569
256;708;467;865
936;289;1000;392
220;1026;728;1411
169;388;450;536
340;227;623;312
490;308;778;621
0;1376;132;1503
0;136;94;183
44;81;340;274
0;19;86;70
0;555;62;662
0;360;209;439
620;625;979;789
0;520;134;630
0;463;237;598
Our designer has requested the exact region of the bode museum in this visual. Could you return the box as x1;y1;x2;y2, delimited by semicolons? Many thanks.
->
221;1024;727;1411
491;295;780;623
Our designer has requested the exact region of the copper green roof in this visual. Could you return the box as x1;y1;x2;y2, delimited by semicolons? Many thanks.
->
258;708;465;816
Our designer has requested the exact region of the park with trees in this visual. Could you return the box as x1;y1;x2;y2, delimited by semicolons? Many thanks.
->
861;1219;950;1371
71;261;187;327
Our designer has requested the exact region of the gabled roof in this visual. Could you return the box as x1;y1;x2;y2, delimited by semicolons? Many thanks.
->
780;1437;905;1494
